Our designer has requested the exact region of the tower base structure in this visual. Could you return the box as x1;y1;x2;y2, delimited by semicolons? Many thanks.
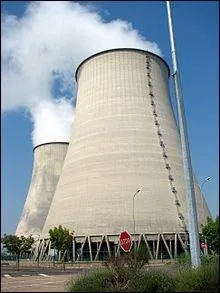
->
31;232;192;262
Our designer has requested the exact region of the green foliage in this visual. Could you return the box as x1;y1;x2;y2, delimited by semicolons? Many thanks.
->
174;259;219;292
49;225;72;270
129;270;175;292
49;225;72;254
66;269;113;292
67;254;219;292
1;234;34;271
176;251;191;265
105;247;149;277
103;244;149;291
201;216;219;254
201;254;219;265
67;244;150;292
134;240;150;263
1;234;34;255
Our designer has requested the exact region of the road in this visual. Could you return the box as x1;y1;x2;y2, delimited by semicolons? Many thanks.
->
1;260;175;292
1;264;90;292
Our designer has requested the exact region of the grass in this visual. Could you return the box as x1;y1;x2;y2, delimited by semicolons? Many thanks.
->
66;268;114;292
129;269;175;292
67;255;219;292
174;256;219;292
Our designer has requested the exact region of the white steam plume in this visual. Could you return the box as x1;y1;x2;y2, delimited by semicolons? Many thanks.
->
31;99;75;146
2;1;162;146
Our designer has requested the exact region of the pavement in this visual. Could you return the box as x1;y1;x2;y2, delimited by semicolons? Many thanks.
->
1;260;177;292
1;274;73;292
1;263;91;292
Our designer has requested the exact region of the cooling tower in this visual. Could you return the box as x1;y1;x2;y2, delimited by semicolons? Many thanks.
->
41;49;210;260
16;142;69;238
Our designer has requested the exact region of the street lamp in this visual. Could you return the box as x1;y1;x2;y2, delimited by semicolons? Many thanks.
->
37;235;40;268
133;189;141;251
200;176;211;220
201;177;211;192
71;231;75;263
200;176;211;255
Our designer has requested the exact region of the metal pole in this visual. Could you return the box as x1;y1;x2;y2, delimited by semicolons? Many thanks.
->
71;231;75;263
37;235;40;267
166;1;201;267
133;189;141;251
200;177;211;218
200;177;211;255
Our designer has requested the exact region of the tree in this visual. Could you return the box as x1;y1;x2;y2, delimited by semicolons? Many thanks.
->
1;234;34;271
201;216;219;255
49;225;73;270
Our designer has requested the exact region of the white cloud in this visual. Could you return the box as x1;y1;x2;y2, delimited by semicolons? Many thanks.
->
1;1;162;146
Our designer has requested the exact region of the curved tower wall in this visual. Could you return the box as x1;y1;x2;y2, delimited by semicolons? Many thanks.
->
42;49;210;239
16;142;69;237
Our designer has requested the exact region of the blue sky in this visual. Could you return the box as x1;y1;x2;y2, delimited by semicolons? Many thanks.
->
1;1;219;235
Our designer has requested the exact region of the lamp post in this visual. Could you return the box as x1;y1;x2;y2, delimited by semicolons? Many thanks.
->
37;235;40;268
200;176;211;223
133;189;141;252
201;177;211;193
200;177;211;255
71;231;75;263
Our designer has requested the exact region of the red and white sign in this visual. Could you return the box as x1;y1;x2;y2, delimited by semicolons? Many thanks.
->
119;231;132;252
201;242;207;249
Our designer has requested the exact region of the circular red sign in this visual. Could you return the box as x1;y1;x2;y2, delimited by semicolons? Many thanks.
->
201;243;207;249
119;231;132;252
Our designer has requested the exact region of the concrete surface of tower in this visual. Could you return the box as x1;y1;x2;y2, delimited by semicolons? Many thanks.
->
16;142;69;238
42;49;210;257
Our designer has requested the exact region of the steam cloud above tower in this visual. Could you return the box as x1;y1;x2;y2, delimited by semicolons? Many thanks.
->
2;1;162;146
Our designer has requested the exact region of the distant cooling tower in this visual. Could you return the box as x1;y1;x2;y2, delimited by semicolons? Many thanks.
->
16;142;69;238
41;49;210;260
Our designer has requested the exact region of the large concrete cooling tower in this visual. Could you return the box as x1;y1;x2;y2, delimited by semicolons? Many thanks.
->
16;142;69;238
41;49;210;261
